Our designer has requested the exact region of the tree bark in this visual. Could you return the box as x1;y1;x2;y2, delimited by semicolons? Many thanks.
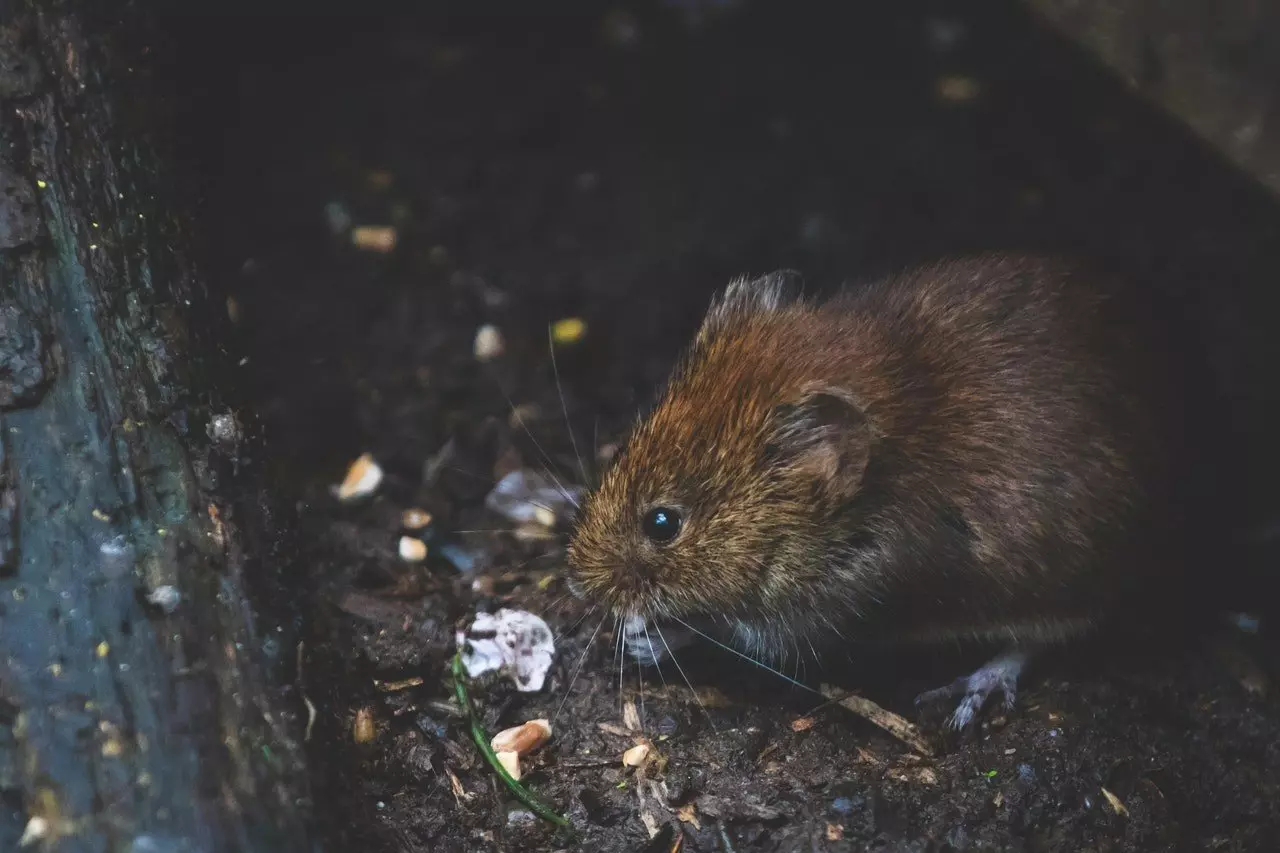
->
1;2;313;851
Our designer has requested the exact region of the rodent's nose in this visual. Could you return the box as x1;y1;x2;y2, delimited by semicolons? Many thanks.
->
609;562;654;597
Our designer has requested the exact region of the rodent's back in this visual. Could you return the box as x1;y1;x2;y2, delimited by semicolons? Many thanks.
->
829;256;1169;641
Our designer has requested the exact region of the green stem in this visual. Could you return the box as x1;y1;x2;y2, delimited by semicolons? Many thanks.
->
451;651;571;829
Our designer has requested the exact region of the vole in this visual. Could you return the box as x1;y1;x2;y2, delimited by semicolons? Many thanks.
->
566;254;1207;728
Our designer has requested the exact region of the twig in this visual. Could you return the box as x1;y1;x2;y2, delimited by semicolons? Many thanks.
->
451;652;570;828
819;686;935;756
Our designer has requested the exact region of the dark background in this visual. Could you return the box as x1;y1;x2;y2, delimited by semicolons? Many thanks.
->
153;0;1280;849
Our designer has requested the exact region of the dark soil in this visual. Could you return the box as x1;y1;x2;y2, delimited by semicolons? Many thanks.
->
175;0;1280;850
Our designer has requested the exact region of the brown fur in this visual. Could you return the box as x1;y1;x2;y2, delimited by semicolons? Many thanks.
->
567;254;1187;661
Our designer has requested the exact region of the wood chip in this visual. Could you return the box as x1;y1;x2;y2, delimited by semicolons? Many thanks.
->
446;768;469;803
490;719;551;756
623;699;642;732
820;685;935;756
375;676;424;693
676;803;700;830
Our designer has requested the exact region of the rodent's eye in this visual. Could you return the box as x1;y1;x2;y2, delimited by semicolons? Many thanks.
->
641;506;683;544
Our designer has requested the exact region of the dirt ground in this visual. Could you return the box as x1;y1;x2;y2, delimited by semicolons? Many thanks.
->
179;0;1280;850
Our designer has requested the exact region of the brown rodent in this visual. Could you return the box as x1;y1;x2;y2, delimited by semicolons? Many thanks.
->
566;253;1206;727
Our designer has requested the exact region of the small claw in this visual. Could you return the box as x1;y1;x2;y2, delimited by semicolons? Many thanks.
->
915;649;1028;729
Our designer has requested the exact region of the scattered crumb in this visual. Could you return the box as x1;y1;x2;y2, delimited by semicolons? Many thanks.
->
826;823;844;841
490;719;552;756
496;750;521;780
790;716;816;733
623;743;651;767
398;536;427;562
473;324;505;361
351;225;397;252
336;453;383;502
551;317;587;344
353;708;376;743
401;507;433;530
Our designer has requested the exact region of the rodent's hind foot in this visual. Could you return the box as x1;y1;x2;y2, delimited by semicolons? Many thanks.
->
914;649;1028;730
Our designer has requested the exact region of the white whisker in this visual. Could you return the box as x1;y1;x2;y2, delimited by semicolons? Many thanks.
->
655;622;718;734
548;326;590;491
671;617;825;697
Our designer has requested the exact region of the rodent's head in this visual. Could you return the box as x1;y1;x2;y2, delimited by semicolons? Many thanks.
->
567;273;874;633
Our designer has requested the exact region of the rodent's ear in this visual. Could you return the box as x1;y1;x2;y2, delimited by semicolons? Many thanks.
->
699;270;804;339
770;385;871;501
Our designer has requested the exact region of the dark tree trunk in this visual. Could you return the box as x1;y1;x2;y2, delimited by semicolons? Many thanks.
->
1;2;313;851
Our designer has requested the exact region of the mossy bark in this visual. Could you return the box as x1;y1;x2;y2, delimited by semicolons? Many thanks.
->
1;2;312;851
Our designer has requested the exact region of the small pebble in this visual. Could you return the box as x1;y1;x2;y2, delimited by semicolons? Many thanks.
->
831;797;855;815
506;809;537;828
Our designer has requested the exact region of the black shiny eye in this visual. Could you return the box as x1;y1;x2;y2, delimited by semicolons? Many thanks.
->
642;506;683;543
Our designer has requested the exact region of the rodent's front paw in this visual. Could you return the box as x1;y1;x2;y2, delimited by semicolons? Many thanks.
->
914;649;1028;729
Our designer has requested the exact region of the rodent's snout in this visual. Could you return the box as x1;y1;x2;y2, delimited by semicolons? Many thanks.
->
566;527;662;614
